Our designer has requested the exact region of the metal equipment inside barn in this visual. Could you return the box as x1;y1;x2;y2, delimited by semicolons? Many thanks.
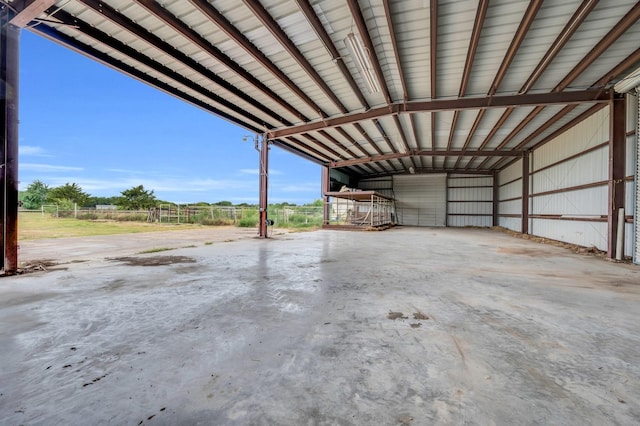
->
1;1;640;271
324;189;394;229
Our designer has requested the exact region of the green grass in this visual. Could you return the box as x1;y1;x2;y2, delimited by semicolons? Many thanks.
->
19;212;204;241
138;247;175;254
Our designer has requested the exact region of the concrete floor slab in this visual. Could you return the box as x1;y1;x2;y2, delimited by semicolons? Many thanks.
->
1;227;639;425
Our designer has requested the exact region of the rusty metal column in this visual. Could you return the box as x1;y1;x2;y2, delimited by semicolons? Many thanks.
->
258;135;269;238
607;95;626;258
321;166;330;225
492;170;499;227
1;9;20;274
521;151;530;235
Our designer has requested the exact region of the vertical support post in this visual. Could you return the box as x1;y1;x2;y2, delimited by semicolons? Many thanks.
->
258;135;269;238
492;170;499;227
321;166;330;226
1;10;20;274
522;151;530;235
608;95;626;258
370;194;374;227
634;89;640;265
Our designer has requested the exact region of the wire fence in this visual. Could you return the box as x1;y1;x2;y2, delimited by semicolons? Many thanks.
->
19;205;325;229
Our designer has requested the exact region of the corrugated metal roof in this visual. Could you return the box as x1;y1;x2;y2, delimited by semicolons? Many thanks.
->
18;0;640;177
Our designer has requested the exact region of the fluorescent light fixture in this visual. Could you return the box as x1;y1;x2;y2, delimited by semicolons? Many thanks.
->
344;32;380;94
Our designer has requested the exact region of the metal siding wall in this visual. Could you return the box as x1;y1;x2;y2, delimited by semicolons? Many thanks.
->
533;187;608;216
447;174;493;227
393;174;446;226
532;148;608;193
626;95;637;258
498;160;522;231
359;177;393;190
531;220;608;249
358;177;394;199
529;107;610;251
533;108;610;169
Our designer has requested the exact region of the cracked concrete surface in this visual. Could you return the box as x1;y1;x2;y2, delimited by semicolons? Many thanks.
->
1;227;639;425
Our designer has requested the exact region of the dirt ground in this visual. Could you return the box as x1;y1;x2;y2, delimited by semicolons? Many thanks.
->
17;226;292;267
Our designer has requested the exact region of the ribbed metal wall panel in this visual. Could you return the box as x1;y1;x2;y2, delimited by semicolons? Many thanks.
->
532;148;608;193
532;187;608;216
531;220;608;249
447;174;493;227
498;160;522;232
532;108;609;170
499;159;522;184
500;217;522;231
358;177;394;199
358;177;393;190
529;108;610;249
500;199;521;215
393;174;446;226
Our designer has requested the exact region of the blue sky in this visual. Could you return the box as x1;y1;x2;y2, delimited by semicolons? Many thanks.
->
18;31;321;205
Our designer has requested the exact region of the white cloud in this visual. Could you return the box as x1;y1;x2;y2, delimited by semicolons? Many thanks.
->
20;146;49;157
239;168;258;175
21;163;84;172
105;168;145;174
238;168;283;175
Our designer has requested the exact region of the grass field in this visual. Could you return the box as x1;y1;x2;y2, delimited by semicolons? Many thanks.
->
19;212;205;241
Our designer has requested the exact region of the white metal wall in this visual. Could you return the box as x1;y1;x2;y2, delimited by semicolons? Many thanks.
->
529;107;610;250
393;174;447;226
498;159;522;231
447;174;493;227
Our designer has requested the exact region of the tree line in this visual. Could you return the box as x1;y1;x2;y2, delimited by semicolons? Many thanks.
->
19;181;160;210
19;180;323;210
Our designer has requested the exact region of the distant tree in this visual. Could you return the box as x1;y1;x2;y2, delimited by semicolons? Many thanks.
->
86;196;121;208
308;199;324;207
117;185;157;210
48;182;90;207
214;200;233;206
21;180;50;209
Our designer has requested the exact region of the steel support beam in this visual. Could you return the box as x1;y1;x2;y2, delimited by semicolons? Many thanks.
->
1;9;20;274
268;89;612;139
608;95;626;258
522;151;530;234
321;167;330;225
8;0;56;27
329;149;521;168
493;171;499;227
258;135;270;238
